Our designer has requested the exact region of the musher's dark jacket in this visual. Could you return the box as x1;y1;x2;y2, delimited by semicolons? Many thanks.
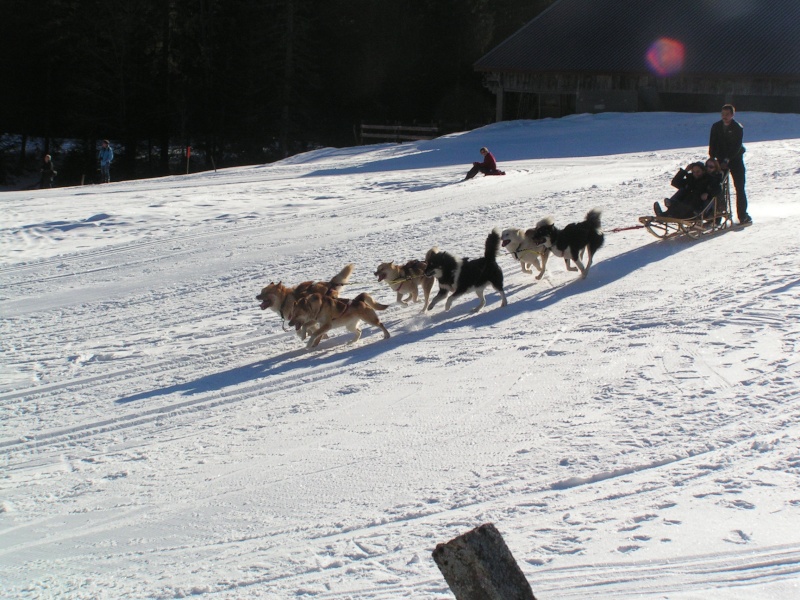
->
709;119;745;163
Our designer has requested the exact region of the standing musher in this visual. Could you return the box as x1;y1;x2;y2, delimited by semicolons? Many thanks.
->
709;104;751;225
98;139;114;183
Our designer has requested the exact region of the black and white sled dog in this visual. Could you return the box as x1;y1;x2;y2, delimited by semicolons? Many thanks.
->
525;209;605;280
424;229;508;312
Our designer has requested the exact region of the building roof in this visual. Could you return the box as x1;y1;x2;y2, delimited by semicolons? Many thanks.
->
475;0;800;78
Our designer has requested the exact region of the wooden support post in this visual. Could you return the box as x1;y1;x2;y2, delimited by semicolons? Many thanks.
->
432;523;536;600
496;85;504;123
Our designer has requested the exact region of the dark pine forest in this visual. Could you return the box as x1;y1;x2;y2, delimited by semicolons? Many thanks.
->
1;0;555;185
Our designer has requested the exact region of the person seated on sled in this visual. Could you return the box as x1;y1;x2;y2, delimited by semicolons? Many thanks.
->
653;162;711;219
702;158;724;215
464;147;504;180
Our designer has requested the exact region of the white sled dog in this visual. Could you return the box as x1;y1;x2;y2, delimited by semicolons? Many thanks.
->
501;224;547;277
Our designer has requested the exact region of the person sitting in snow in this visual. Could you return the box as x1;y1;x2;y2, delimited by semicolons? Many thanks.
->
464;147;504;180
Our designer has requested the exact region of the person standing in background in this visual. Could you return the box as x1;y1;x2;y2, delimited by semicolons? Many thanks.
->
40;154;56;188
709;105;750;225
98;139;114;183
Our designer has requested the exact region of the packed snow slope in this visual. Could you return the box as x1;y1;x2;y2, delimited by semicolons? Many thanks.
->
1;112;800;599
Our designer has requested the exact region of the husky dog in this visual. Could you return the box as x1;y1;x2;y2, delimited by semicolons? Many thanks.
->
256;264;354;334
501;224;547;276
424;229;508;312
374;260;435;311
287;292;390;349
525;209;604;280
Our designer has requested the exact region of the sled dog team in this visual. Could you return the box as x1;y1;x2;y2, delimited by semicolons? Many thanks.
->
256;210;605;349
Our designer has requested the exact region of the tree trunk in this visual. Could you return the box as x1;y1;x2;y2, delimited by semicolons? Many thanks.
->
279;0;295;158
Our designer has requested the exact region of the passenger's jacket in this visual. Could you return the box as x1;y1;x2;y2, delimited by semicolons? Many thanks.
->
705;171;723;202
671;169;715;212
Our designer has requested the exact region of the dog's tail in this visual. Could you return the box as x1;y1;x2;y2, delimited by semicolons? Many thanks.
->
585;209;603;233
353;292;390;311
585;209;605;252
328;263;355;289
484;229;501;264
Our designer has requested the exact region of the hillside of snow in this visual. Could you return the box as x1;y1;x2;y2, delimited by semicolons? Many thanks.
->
2;112;800;599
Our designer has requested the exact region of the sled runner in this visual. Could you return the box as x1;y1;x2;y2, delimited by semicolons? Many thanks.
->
639;174;733;240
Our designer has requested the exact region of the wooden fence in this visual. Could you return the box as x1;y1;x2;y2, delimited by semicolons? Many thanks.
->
359;123;439;144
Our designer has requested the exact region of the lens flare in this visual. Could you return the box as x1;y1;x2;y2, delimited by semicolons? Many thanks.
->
646;38;685;76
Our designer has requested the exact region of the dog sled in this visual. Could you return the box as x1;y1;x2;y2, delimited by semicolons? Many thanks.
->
639;174;733;240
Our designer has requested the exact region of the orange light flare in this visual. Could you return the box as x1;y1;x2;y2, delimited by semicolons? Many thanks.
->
646;38;685;76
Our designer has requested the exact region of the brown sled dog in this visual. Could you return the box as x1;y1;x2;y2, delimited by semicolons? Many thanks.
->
256;264;354;335
288;292;391;349
374;260;435;311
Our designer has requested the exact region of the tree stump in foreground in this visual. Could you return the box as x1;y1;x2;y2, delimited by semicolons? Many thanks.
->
432;523;537;600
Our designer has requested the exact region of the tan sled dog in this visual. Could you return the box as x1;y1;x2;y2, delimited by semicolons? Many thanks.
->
256;264;354;334
288;292;391;349
374;260;435;311
501;226;546;276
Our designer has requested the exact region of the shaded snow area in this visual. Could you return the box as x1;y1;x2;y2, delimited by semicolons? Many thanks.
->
2;112;800;599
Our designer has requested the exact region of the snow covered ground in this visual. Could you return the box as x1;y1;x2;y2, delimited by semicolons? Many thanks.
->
1;112;799;599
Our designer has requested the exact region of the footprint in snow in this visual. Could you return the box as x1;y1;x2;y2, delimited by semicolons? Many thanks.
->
723;529;751;544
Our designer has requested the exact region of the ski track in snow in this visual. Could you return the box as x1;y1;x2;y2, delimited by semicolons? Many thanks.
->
2;113;800;599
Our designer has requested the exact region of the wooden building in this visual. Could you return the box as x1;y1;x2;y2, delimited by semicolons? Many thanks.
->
474;0;800;120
